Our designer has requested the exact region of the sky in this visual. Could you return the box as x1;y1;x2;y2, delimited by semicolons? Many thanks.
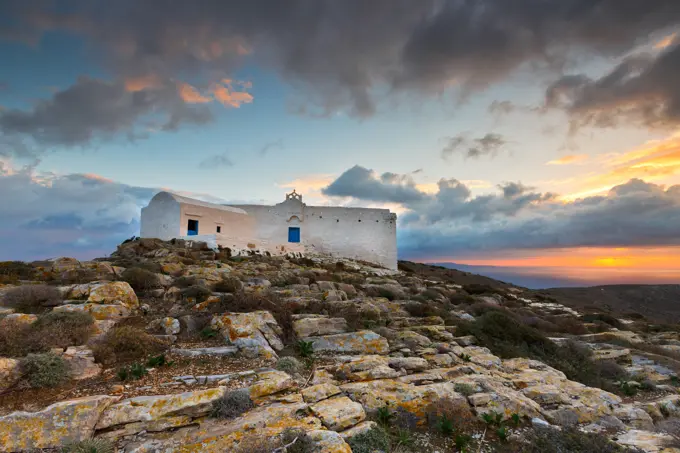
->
1;1;680;286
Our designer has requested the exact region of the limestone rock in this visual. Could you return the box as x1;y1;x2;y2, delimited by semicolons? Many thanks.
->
248;370;295;399
335;355;401;382
309;330;389;355
147;317;181;335
396;330;432;349
51;257;81;273
172;346;239;357
96;387;226;429
53;303;131;320
211;311;284;359
0;395;117;452
307;429;353;452
0;313;37;326
341;379;465;421
293;315;348;338
311;396;366;431
614;404;655;430
0;357;21;392
88;281;139;308
388;356;430;372
302;382;342;403
616;430;676;453
339;420;378;440
57;346;102;380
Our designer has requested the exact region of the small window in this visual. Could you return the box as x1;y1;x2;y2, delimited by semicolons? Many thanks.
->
216;226;221;233
187;219;199;236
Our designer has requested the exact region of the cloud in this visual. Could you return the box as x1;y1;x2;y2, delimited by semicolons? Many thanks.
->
441;133;508;160
399;177;680;259
177;83;213;103
546;43;680;131
198;152;234;169
321;165;428;204
5;1;680;117
547;154;589;165
211;80;254;108
0;161;154;260
656;33;677;49
0;76;213;155
259;139;284;156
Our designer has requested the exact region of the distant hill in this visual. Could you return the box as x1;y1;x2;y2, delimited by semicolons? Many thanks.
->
539;284;680;324
429;262;586;288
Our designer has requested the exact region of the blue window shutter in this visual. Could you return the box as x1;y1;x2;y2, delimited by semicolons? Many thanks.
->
288;227;300;243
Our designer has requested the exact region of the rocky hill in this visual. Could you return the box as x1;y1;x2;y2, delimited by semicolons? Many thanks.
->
1;238;680;452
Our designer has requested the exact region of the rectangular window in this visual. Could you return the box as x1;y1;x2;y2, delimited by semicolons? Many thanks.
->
187;219;199;236
216;226;221;233
288;227;300;243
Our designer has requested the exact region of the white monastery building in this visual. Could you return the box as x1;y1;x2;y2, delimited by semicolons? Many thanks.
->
140;190;398;269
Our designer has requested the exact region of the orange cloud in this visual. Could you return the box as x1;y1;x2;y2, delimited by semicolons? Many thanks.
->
211;81;253;108
546;154;588;165
655;33;677;49
81;173;113;183
560;133;680;201
124;74;163;92
177;83;212;103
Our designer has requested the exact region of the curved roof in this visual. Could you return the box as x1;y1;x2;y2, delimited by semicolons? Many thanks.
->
156;191;248;215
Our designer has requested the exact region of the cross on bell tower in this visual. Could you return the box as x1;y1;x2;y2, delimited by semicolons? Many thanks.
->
285;189;303;202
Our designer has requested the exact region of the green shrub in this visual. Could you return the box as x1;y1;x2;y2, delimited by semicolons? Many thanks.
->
521;427;644;453
21;352;70;388
181;285;212;303
454;383;476;396
92;326;168;366
200;327;219;338
296;340;314;358
275;356;304;375
0;321;44;357
121;267;161;291
62;438;115;453
347;426;391;453
211;388;254;419
1;284;62;313
376;405;394;427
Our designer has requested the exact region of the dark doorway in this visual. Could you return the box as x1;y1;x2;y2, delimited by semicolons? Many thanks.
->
187;219;199;236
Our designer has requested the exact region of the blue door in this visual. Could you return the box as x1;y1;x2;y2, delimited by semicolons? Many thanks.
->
187;219;199;236
288;227;300;243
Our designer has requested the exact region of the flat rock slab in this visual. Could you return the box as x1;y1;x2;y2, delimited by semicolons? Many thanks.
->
302;383;342;403
211;311;283;359
0;395;117;452
96;387;226;430
172;346;238;357
308;330;389;355
311;396;366;431
293;316;348;338
308;429;352;453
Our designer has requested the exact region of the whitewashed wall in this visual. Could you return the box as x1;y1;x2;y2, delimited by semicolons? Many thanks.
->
140;192;181;240
234;198;397;269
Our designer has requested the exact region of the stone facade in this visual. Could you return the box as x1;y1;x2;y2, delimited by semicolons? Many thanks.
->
140;190;398;269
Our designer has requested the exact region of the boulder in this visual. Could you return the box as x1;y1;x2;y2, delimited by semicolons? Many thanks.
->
310;396;366;431
616;430;677;453
88;281;139;308
396;330;432;349
334;355;401;382
51;257;81;273
388;356;430;372
248;370;295;400
293;315;348;338
0;313;37;326
56;346;101;380
0;395;117;452
307;429;352;453
211;311;284;359
308;330;389;355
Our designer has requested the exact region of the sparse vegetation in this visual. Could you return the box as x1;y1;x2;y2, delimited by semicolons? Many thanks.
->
454;383;476;396
520;427;644;453
1;284;62;314
21;352;71;388
213;276;242;293
346;426;391;453
181;285;212;303
32;311;96;348
211;388;254;419
92;326;168;366
62;438;115;453
275;356;304;375
121;267;161;291
0;261;35;284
